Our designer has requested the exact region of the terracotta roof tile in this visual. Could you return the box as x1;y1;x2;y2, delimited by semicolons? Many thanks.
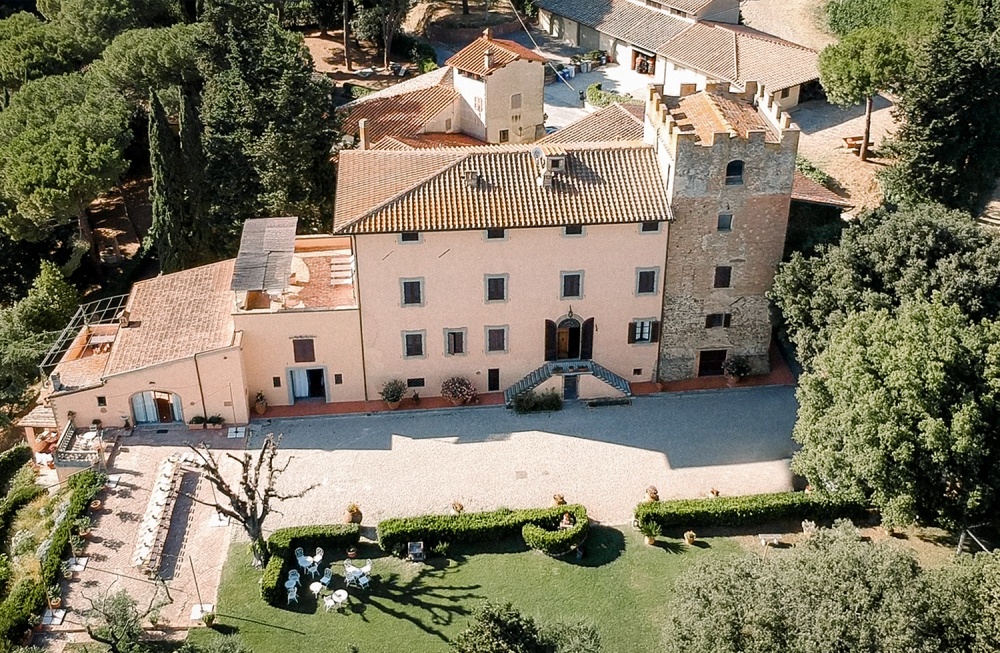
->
17;404;58;429
539;103;645;144
445;35;546;76
105;260;236;376
666;91;777;144
536;0;698;42
791;171;853;208
658;22;818;91
334;143;671;234
340;84;458;145
374;133;488;149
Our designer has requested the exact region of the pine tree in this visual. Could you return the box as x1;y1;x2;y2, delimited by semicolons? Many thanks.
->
147;91;191;273
882;0;1000;211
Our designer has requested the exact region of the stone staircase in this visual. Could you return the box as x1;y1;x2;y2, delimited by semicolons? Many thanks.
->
503;360;633;407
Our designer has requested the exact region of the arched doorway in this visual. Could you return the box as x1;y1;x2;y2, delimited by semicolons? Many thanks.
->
544;317;595;361
556;317;581;360
130;391;183;424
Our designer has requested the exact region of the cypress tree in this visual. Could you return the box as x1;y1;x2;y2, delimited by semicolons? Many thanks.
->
147;90;191;273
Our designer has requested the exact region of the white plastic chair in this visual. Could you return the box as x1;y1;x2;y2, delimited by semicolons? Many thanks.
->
359;559;373;575
287;569;300;586
293;547;304;559
323;595;337;612
287;586;298;604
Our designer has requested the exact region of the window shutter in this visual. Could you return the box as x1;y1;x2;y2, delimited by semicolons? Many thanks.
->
580;318;594;359
627;322;637;344
650;321;661;343
544;320;557;361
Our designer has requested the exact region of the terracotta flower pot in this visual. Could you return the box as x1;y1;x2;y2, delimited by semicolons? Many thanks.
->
90;499;102;511
254;400;268;415
342;510;362;524
644;536;656;546
449;398;464;406
346;548;358;559
386;400;401;410
49;597;61;609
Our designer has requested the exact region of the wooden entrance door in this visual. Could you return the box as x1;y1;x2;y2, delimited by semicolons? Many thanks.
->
697;350;728;377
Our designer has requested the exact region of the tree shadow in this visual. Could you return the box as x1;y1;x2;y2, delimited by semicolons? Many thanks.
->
653;540;686;554
563;525;624;567
217;613;307;635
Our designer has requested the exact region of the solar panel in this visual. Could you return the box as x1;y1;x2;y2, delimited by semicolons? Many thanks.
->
231;217;299;291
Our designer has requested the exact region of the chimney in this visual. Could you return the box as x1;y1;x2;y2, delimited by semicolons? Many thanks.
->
51;373;62;391
537;170;553;188
358;118;369;151
464;170;479;188
484;48;493;72
119;309;130;327
483;27;493;40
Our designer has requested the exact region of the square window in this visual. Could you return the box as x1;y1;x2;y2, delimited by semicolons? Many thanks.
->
780;87;790;99
637;269;658;295
407;377;425;388
632;368;643;376
486;276;507;302
446;330;465;355
401;279;423;306
717;213;733;231
549;158;563;170
293;338;315;362
400;231;420;242
499;129;510;143
486;327;507;353
640;221;660;233
488;368;500;392
511;93;522;109
705;313;732;328
486;228;506;240
561;272;582;299
563;224;583;236
272;376;281;388
628;319;660;344
97;396;107;407
404;332;424;358
714;266;732;289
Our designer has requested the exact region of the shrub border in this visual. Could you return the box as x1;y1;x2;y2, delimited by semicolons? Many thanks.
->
634;491;868;530
260;524;360;605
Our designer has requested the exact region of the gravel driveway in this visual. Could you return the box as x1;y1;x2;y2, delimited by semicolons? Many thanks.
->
254;386;799;528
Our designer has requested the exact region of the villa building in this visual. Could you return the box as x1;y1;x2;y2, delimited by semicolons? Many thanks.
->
36;79;807;432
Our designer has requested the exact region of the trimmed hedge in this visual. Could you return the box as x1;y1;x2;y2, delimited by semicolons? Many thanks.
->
512;389;562;414
521;505;588;556
0;447;32;495
260;524;360;605
40;470;106;586
0;578;44;647
0;485;45;541
586;83;641;108
377;505;589;554
634;491;868;530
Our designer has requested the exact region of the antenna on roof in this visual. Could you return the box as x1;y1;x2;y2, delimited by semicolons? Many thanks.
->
530;146;544;161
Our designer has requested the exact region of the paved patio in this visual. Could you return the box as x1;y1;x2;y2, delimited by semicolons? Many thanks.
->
255;385;800;528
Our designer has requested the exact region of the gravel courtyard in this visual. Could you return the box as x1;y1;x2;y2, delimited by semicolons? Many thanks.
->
255;386;799;528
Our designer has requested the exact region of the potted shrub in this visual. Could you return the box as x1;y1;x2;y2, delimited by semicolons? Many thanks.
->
91;418;102;430
202;612;216;628
188;415;207;430
450;501;464;515
342;502;362;524
47;584;61;609
684;530;697;545
379;379;407;409
74;517;92;538
206;415;224;430
441;376;477;406
70;534;86;557
722;356;751;385
639;521;662;546
645;485;660;502
61;560;75;580
254;391;268;415
551;493;566;507
90;498;102;512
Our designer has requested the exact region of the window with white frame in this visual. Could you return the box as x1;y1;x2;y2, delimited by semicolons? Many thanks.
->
401;278;423;306
628;319;660;344
486;326;508;353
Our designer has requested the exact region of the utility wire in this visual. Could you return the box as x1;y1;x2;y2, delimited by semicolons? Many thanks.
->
505;0;580;97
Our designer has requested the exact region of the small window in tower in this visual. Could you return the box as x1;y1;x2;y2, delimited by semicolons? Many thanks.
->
725;160;744;185
499;129;510;143
510;93;522;109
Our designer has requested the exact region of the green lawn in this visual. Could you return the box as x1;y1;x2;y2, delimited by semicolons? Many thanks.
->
189;527;738;653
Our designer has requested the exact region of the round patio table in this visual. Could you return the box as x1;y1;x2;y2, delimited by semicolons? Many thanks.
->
284;579;297;590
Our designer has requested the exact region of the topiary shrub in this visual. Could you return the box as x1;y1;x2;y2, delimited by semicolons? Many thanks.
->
634;491;868;531
377;505;588;554
521;506;588;556
586;83;641;108
512;389;562;414
260;524;360;605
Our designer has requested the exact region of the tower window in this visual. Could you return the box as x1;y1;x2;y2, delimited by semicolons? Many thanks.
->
725;160;744;185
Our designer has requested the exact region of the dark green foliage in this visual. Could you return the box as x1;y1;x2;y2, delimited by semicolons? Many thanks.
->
91;24;204;102
377;505;589;554
260;524;360;604
792;299;1000;528
634;491;867;530
881;0;1000;211
770;203;1000;363
824;0;947;40
0;447;32;493
924;551;1000;651
0;14;93;95
452;602;553;653
794;156;832;187
512;389;563;414
0;578;45;649
39;470;107;590
0;72;131;242
392;33;437;72
521;507;588;556
585;83;640;108
83;588;148;653
202;634;254;653
663;522;941;653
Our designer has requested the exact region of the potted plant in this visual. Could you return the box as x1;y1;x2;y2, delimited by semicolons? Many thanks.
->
441;376;477;406
684;530;697;545
412;391;421;405
379;379;407;409
346;545;358;559
722;356;751;385
188;415;207;430
551;493;566;507
254;391;268;415
74;517;92;538
47;584;61;609
202;612;216;628
342;502;362;524
91;418;102;430
645;485;660;502
70;534;86;557
206;415;224;430
450;501;464;515
639;521;662;546
61;560;75;580
90;498;102;512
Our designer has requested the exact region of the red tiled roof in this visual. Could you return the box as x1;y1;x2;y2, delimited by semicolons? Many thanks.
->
445;35;546;77
667;91;777;145
339;66;457;144
791;171;853;208
374;133;488;149
334;143;671;234
539;103;645;144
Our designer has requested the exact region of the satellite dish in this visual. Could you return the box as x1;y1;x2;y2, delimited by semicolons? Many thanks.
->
530;146;544;160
